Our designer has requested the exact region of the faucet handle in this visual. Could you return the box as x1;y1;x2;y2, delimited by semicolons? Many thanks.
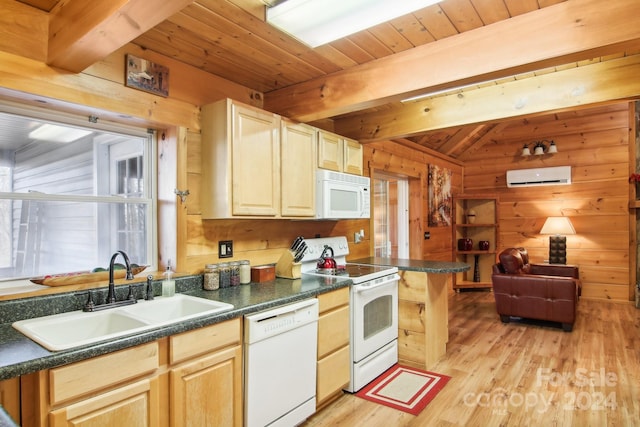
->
82;291;96;312
145;275;155;300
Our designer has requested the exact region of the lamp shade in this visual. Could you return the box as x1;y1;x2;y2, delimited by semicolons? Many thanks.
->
540;217;575;235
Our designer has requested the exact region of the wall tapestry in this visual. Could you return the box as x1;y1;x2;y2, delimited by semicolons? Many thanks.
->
428;164;452;227
125;54;169;97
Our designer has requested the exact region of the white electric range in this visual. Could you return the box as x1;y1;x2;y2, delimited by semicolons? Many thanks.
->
300;236;399;392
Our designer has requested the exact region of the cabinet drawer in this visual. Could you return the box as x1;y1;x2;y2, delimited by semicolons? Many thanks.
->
170;318;241;364
318;305;349;359
317;345;350;405
49;342;159;405
318;287;349;313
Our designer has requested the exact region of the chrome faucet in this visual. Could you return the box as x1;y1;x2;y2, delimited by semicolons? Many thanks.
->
106;250;135;303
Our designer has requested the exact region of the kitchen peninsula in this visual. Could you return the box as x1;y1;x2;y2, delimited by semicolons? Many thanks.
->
352;258;470;369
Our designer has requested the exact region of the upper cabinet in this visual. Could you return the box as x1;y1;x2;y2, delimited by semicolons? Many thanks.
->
201;99;316;219
317;130;363;176
281;119;317;217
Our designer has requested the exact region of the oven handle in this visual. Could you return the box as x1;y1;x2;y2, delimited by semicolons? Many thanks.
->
354;273;400;293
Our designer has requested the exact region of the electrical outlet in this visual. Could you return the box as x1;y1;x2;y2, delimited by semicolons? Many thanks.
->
219;240;233;258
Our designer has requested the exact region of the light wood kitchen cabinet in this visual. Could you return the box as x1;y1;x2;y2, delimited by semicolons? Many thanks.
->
0;378;21;424
169;319;243;427
317;130;363;175
280;119;317;217
49;377;161;427
21;341;161;427
200;99;317;218
19;319;242;427
201;99;281;218
316;288;350;409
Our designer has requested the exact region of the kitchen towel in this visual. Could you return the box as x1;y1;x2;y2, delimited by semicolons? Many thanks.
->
355;364;451;416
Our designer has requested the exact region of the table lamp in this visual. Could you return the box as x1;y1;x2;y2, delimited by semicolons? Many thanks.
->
540;216;576;264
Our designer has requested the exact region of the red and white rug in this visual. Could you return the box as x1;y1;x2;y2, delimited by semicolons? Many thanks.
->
355;364;451;416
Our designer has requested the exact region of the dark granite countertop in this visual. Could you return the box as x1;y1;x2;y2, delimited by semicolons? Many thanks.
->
0;273;351;381
351;257;470;273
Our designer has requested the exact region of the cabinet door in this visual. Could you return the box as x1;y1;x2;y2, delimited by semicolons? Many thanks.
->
49;377;161;427
0;378;20;424
343;137;363;175
231;103;280;216
281;120;316;216
170;345;243;427
317;131;342;172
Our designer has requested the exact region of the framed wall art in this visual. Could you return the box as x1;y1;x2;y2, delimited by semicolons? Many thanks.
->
428;164;452;227
125;54;169;97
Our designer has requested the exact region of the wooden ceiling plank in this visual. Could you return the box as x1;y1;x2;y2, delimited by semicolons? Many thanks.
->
343;31;394;59
367;22;414;54
439;0;484;32
47;0;194;72
439;124;486;155
198;0;343;75
389;13;436;46
334;54;640;141
414;4;459;40
470;0;511;24
502;0;541;17
179;3;327;81
264;0;640;122
134;28;280;93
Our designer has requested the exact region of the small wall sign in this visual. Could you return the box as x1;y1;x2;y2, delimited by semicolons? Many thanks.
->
125;54;169;97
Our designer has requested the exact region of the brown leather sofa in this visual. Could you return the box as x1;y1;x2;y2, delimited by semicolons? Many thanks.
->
492;247;581;331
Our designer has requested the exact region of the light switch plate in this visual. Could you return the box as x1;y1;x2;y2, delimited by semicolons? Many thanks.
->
219;240;233;258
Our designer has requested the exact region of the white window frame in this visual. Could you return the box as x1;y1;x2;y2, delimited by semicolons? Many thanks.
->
0;101;158;292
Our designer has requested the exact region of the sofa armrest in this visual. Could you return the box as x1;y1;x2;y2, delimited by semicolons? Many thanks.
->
530;263;579;279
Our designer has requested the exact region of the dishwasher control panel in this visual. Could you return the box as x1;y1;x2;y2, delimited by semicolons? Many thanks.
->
244;298;318;344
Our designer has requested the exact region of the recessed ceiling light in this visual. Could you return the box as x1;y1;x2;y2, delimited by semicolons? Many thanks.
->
28;124;92;143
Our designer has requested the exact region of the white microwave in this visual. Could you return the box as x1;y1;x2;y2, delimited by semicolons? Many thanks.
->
315;170;370;219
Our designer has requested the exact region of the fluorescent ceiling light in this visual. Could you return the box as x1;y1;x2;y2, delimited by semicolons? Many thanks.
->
29;124;92;143
267;0;443;48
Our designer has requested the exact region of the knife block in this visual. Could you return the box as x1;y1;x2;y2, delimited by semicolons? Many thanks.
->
275;250;301;279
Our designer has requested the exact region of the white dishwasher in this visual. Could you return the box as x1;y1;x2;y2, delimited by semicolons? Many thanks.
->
244;298;319;427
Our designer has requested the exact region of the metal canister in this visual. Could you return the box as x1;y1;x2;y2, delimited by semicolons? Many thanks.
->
239;260;251;285
203;264;219;290
219;262;231;288
230;261;240;286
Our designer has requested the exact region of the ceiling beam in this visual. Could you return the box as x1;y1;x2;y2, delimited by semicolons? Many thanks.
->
264;0;640;123
335;53;640;142
47;0;194;72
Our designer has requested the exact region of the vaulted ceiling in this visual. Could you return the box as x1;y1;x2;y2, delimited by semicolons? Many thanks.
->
14;0;640;160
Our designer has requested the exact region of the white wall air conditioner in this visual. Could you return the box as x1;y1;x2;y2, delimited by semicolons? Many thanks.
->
506;166;571;188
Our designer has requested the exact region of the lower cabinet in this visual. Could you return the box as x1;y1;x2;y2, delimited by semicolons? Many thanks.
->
0;377;21;424
316;288;350;409
20;318;242;427
169;319;243;427
49;377;161;427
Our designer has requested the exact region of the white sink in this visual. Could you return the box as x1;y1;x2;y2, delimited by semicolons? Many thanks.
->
13;294;234;351
120;294;234;325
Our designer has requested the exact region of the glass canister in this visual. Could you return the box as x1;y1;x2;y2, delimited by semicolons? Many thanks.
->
219;262;231;288
203;264;219;290
230;261;240;286
239;260;251;285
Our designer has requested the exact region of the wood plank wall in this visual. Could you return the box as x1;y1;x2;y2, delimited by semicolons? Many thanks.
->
462;102;634;302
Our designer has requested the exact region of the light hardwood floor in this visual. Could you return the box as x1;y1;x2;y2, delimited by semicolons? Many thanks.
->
304;290;640;426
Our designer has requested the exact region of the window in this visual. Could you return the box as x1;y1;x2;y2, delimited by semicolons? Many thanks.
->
0;103;156;285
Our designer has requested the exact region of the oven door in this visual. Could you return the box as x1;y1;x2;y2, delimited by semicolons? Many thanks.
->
351;273;399;363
